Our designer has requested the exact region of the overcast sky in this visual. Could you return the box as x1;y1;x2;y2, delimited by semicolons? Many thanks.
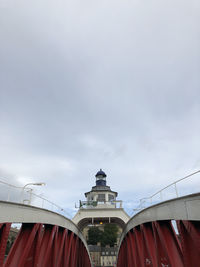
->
0;0;200;216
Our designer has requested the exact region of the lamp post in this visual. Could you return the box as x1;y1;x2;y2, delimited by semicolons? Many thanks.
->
22;182;46;205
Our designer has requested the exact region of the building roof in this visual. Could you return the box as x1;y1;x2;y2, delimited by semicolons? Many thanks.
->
95;169;107;178
85;186;118;197
88;245;101;252
92;185;111;191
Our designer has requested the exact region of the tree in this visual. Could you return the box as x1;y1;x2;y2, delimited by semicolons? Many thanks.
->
101;224;118;247
5;236;15;255
87;226;102;245
87;224;118;247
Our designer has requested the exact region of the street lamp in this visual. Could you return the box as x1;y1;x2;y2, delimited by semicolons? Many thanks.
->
23;182;46;189
22;182;46;205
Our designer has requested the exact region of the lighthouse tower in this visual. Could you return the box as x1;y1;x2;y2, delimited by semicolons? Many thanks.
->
84;169;118;209
72;169;130;230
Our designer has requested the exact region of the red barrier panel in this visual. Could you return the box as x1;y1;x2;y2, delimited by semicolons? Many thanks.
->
0;223;11;266
126;232;134;267
7;223;44;267
141;223;157;266
177;220;200;267
152;221;183;267
0;223;91;267
117;221;185;267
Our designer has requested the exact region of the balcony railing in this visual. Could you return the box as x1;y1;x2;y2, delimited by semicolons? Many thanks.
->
79;200;123;209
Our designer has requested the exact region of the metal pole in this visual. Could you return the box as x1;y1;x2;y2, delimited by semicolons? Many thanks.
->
174;183;178;197
29;189;33;205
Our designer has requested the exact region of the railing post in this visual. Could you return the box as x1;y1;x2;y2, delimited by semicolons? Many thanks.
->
174;183;178;197
29;189;33;205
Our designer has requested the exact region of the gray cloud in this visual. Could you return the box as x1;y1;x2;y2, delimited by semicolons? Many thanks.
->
0;0;200;215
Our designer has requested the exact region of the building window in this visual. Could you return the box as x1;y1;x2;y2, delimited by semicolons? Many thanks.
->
109;194;114;201
97;194;105;202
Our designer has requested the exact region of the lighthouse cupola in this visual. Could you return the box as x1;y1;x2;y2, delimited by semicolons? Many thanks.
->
95;169;107;186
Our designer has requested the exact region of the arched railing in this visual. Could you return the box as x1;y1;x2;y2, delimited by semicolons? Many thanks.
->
0;201;92;267
117;193;200;267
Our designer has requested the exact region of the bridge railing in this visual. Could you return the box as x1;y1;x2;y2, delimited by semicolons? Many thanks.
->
133;170;200;213
0;178;69;217
117;193;200;267
0;201;92;267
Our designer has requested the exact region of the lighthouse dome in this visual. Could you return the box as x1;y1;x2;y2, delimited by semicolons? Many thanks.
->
95;169;107;178
95;169;107;186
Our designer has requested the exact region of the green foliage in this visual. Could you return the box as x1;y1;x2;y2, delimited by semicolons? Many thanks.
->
5;236;15;255
87;226;102;245
101;224;118;247
87;224;118;247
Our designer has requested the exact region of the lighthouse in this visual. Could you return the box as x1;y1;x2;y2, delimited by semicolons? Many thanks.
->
84;169;118;209
72;169;130;230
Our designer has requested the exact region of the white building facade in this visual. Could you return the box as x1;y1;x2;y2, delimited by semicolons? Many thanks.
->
72;169;130;230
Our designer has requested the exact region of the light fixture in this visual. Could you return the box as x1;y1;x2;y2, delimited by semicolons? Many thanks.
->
22;182;46;205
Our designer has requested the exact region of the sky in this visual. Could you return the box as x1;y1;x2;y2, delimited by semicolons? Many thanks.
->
0;0;200;217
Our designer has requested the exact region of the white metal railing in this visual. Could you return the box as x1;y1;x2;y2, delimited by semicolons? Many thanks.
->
133;170;200;213
0;178;70;217
78;200;123;209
